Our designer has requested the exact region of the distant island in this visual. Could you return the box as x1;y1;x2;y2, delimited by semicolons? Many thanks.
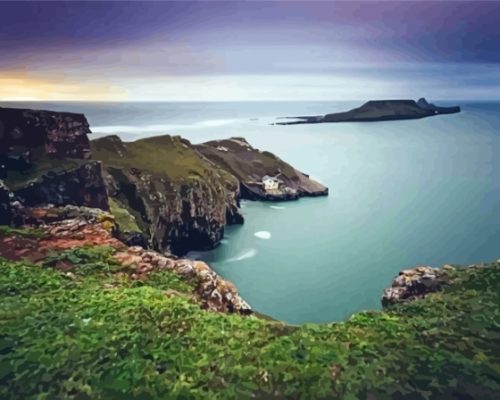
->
277;98;461;125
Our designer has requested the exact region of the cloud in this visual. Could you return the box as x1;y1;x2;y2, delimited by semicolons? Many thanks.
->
1;2;499;101
2;62;499;101
0;73;127;101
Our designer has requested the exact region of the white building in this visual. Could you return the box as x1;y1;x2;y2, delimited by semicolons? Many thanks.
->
262;175;280;191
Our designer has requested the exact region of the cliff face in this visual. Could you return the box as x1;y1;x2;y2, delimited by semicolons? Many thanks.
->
0;206;251;314
0;107;92;161
0;181;13;225
91;135;244;255
0;106;328;256
0;107;108;217
196;137;328;201
12;161;108;210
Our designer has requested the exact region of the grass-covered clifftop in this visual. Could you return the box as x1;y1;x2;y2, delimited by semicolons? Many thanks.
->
91;135;218;181
1;243;499;399
90;135;243;255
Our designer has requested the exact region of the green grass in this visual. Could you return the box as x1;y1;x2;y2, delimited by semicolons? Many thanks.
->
0;256;499;399
0;225;47;239
3;146;84;190
108;198;141;233
91;135;210;181
198;140;298;183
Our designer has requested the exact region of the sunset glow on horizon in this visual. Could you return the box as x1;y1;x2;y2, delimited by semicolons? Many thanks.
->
0;74;128;101
1;1;500;101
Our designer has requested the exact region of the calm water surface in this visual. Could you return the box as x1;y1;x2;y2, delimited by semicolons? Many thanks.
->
4;100;500;324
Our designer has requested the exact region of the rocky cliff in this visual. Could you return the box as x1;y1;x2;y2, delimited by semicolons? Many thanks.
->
0;107;108;220
381;264;454;307
196;137;328;200
90;135;244;255
0;106;92;162
1;109;499;400
0;205;251;314
11;161;108;210
0;106;328;257
1;221;498;399
0;181;13;225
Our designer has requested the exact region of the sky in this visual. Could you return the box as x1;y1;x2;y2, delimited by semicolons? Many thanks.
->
0;0;499;101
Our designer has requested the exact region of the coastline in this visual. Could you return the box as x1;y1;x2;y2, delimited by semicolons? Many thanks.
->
0;104;499;398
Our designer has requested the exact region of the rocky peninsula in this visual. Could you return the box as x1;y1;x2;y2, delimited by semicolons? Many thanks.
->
196;137;328;201
1;106;499;399
0;106;327;256
277;98;461;125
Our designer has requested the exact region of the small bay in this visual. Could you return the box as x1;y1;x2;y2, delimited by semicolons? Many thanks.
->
4;100;499;324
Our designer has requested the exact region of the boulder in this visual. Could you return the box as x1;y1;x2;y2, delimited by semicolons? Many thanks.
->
381;265;452;307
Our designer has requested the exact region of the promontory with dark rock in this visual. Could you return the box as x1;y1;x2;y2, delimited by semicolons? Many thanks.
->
277;98;461;125
196;137;328;201
0;106;328;256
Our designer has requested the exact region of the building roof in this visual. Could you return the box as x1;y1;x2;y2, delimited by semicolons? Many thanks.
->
262;175;279;182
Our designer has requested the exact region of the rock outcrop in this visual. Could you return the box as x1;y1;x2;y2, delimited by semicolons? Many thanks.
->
12;161;108;210
91;135;244;255
0;106;328;257
0;107;108;215
381;264;454;307
416;97;461;114
0;106;92;162
277;98;461;125
0;206;251;314
0;180;13;225
196;137;328;201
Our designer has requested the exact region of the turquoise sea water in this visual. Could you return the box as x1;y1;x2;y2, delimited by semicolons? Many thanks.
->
3;100;500;324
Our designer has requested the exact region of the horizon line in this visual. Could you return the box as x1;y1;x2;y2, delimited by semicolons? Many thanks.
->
0;98;494;103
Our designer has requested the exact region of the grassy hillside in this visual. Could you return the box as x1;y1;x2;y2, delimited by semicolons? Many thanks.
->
92;135;220;181
196;137;328;196
1;242;499;399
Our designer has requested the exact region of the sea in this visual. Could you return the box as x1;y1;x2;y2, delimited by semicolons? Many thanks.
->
3;100;500;324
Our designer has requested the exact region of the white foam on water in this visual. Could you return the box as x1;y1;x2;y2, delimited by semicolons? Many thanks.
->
270;205;285;210
220;239;229;245
226;249;258;263
254;231;272;239
92;119;239;135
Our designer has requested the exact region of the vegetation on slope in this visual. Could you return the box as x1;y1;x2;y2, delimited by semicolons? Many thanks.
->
1;240;499;399
90;134;243;255
196;137;328;197
108;197;141;234
3;147;85;190
91;135;214;181
0;225;46;239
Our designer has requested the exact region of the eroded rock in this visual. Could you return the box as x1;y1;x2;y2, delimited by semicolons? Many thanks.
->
382;265;453;307
0;107;92;160
0;180;13;225
12;161;109;210
0;208;251;315
91;135;243;255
